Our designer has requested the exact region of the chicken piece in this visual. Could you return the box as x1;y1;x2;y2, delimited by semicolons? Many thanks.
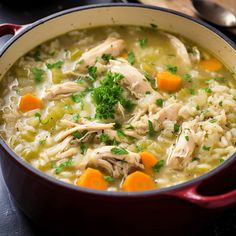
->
44;82;84;100
56;120;115;142
77;37;125;72
167;122;196;169
55;147;80;160
164;33;191;66
110;59;154;98
132;103;182;135
77;146;143;178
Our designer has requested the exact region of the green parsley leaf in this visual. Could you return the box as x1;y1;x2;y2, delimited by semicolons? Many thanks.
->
128;52;135;65
166;65;178;74
174;123;180;133
111;147;128;155
80;142;87;155
39;139;46;145
185;136;189;141
148;120;155;138
196;105;200;111
72;131;82;139
138;38;148;48
104;176;115;182
32;67;44;82
54;158;73;174
202;145;211;151
214;77;226;83
209;119;217;123
87;66;97;82
153;160;165;173
189;88;195;95
192;157;200;162
156;98;164;107
117;129;125;138
219;101;223;106
72;114;80;121
46;60;63;69
219;158;224;163
204;88;212;93
102;54;113;62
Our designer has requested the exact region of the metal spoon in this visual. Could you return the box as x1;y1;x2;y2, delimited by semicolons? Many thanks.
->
192;0;236;27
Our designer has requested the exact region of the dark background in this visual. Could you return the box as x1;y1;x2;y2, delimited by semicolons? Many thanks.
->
0;0;236;235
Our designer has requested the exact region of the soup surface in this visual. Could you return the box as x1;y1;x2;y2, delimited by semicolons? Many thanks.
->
0;26;236;192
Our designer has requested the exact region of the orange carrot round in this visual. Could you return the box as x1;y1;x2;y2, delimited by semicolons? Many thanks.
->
122;171;155;192
140;151;158;172
19;93;43;112
157;71;182;91
199;58;222;71
76;168;108;190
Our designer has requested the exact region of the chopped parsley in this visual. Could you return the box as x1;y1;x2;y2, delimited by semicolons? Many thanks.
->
148;120;155;138
214;77;226;83
138;38;148;48
111;147;128;155
34;112;49;125
54;158;73;174
87;66;97;82
117;129;125;138
192;157;200;162
183;73;192;83
219;158;224;163
174;123;180;133
128;52;135;65
209;119;217;123
196;105;200;111
92;71;128;119
99;133;119;146
204;88;212;94
31;67;44;82
189;88;195;95
102;53;113;63
46;60;63;69
39;139;46;145
166;65;178;74
219;101;223;106
103;176;115;182
153;160;165;173
72;131;82;139
80;142;87;155
156;98;164;107
72;114;80;121
71;93;83;103
202;145;211;151
185;136;189;141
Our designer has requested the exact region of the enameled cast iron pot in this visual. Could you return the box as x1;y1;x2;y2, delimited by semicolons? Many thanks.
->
0;4;236;235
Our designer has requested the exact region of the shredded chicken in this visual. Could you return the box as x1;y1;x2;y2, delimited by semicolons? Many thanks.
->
77;37;125;72
164;33;191;66
110;59;154;98
132;103;182;135
56;120;115;142
167;121;196;169
76;146;143;177
44;82;84;100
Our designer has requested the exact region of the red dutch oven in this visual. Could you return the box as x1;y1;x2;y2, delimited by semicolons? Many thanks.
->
0;4;236;235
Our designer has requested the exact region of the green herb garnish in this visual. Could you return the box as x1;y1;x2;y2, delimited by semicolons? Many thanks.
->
148;120;155;137
192;157;200;162
46;60;63;69
34;112;49;125
102;54;113;62
166;65;178;74
72;114;80;121
103;176;115;182
209;119;217;123
128;52;135;65
156;98;164;107
185;136;189;141
111;147;128;155
202;145;211;151
117;129;125;138
204;88;212;93
80;142;87;155
72;131;82;139
54;158;73;174
32;67;44;82
174;123;180;133
153;160;165;173
138;38;148;48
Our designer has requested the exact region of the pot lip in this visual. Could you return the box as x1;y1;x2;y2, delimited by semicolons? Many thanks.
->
1;3;236;198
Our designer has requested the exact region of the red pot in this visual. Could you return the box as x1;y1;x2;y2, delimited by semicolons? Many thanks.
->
0;4;236;235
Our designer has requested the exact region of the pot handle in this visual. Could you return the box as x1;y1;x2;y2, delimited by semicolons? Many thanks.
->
171;184;236;209
0;23;23;37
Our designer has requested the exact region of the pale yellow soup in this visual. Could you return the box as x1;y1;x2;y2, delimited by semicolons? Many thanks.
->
0;25;236;192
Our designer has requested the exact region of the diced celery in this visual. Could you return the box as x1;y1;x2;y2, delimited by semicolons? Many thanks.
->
52;68;64;84
70;49;82;61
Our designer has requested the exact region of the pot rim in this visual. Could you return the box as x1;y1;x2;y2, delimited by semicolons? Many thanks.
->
1;3;236;198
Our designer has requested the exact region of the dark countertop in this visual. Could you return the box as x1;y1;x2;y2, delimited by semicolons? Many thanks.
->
0;1;236;235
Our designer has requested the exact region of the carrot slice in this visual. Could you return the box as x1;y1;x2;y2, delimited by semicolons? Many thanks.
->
199;58;222;71
76;168;108;190
157;71;182;91
19;93;43;112
122;171;155;192
140;151;158;172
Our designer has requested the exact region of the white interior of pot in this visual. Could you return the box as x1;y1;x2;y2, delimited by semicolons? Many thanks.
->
0;5;236;79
